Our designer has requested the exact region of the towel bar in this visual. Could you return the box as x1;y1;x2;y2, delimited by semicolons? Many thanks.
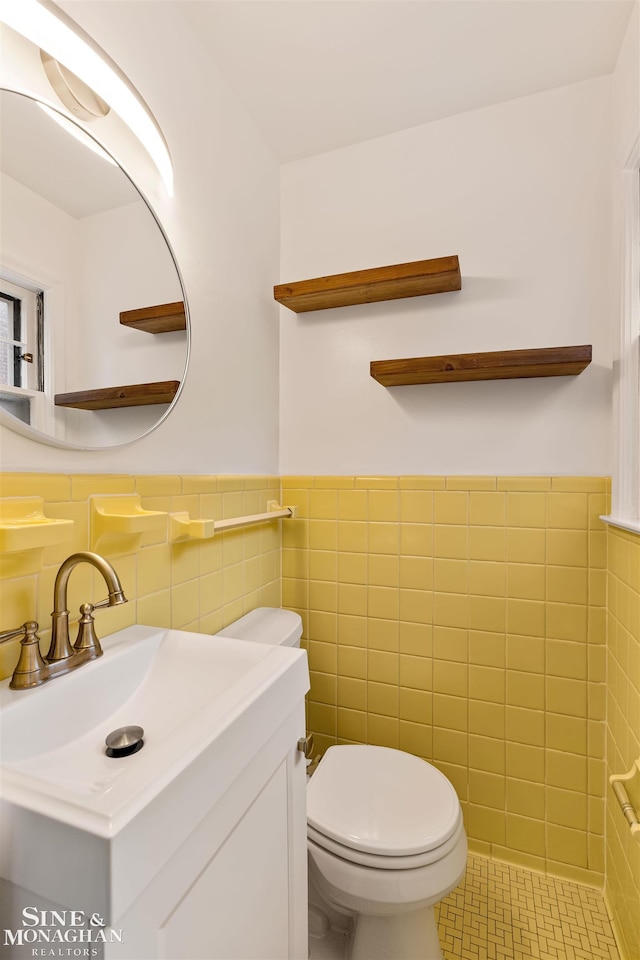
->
610;759;640;840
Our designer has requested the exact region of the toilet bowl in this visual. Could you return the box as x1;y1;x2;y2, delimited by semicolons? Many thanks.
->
216;608;468;960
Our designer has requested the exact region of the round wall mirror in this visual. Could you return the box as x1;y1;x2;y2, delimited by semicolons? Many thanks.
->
0;89;189;449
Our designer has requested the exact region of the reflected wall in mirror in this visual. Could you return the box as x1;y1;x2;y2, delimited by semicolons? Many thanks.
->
0;90;188;449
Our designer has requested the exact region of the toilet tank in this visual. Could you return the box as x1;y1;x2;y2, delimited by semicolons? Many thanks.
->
214;607;303;648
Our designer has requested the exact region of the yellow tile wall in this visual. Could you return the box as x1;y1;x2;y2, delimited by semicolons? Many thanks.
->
605;525;640;960
282;475;610;886
0;473;281;681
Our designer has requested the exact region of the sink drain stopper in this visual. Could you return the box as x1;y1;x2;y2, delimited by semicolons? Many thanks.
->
105;725;144;758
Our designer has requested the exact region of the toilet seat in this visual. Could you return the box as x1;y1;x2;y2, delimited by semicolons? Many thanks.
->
307;745;462;863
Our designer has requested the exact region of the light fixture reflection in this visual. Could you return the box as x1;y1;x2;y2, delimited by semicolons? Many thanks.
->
38;103;117;165
0;0;174;195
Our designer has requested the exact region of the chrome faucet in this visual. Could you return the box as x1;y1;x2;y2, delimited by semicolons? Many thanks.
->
0;551;127;690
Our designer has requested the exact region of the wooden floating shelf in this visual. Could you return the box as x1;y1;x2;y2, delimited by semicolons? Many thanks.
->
54;380;180;410
370;345;592;386
274;255;461;313
120;301;186;333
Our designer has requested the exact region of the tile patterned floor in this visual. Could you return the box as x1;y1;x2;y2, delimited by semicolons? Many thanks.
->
435;855;620;960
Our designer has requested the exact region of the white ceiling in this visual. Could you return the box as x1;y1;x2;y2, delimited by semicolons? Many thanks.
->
180;0;635;162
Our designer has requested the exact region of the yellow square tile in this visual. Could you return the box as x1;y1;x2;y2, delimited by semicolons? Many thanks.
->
589;531;607;569
309;550;337;582
546;676;587;717
469;595;506;632
400;491;433;523
171;579;200;629
546;638;587;679
506;492;546;527
506;598;546;637
469;732;505;772
337;521;367;553
507;563;545;601
282;518;309;550
368;618;399;651
433;659;468;697
399;556;432;590
469;665;505;703
506;705;544;745
469;701;505;740
506;671;544;709
310;580;337;612
546;823;588;867
506;779;545;818
221;490;243;518
309;490;338;519
368;649;399;684
399;720;432;758
282;547;307;579
337;707;367;742
280;489;308;519
434;558;468;594
337;490;367;520
468;631;505;667
309;610;337;643
367;681;398;716
432;693;467;731
399;622;431;656
369;491;399;522
546;749;587;792
199;570;222;616
367;714;399;748
224;563;246;604
469;492;506;526
337;676;367;710
399;588;432;624
546;786;587;830
547;529;588;566
367;585;399;620
506;742;545;783
399;688;432;724
369;554;399;586
506;527;546;564
469;560;505;597
307;702;336;737
547;565;588;604
137;589;171;629
433;727;468;765
338;614;367;646
547;492;589;529
547;602;587;643
506;814;545;856
368;522;399;554
469;770;505;809
309;640;338;675
434;492;469;525
399;654;432;690
338;583;367;617
309;519;337;551
506;634;544;672
433;625;468;662
469;526;506;562
337;552;367;584
309;671;337;705
433;592;468;628
468;805;506;844
401;523;434;557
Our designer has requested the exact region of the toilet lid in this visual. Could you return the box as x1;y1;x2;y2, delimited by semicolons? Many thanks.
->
307;745;461;857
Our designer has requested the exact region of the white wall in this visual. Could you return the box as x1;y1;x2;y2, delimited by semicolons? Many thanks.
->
0;1;281;472
279;77;613;476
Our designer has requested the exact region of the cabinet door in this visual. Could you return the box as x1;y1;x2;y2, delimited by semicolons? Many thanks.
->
160;763;290;960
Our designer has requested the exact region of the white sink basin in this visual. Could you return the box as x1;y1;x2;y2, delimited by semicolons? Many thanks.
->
0;624;309;923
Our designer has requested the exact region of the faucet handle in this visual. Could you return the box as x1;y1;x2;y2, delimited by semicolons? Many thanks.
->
74;603;103;659
0;621;39;643
0;621;51;690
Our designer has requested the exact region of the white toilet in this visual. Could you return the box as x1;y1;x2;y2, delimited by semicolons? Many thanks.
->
216;608;468;960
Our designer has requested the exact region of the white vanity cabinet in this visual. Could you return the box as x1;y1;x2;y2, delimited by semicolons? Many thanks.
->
0;627;310;960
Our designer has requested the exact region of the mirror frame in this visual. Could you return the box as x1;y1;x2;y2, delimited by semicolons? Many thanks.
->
0;87;190;451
